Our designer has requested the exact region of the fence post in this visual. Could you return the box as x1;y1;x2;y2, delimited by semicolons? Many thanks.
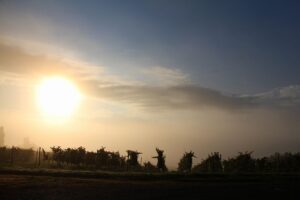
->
10;146;14;165
35;148;38;167
38;147;41;166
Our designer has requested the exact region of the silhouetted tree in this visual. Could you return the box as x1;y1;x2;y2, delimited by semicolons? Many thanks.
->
223;151;255;172
76;146;86;165
6;142;299;173
96;147;109;168
255;157;268;172
50;146;64;165
126;150;142;168
0;146;35;164
108;151;125;169
178;151;196;173
85;151;96;166
264;152;300;172
193;152;222;173
152;148;167;172
63;148;71;165
0;147;10;163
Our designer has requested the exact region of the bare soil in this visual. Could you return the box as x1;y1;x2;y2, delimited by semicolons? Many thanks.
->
0;170;299;199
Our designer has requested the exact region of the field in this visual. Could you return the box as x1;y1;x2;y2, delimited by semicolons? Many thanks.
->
0;168;299;199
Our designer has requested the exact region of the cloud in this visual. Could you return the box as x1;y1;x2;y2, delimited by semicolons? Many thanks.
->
90;85;254;111
1;40;299;113
141;66;190;86
0;41;131;87
87;83;300;112
247;85;300;107
0;41;82;78
0;41;75;81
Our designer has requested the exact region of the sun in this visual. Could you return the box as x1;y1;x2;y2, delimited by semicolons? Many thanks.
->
36;77;81;118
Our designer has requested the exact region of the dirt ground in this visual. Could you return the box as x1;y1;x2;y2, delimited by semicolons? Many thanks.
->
0;174;299;200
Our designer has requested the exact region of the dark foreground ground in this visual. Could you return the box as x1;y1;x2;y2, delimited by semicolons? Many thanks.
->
0;169;299;200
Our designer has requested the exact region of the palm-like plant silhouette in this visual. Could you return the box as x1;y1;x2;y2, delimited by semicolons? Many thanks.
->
152;148;167;172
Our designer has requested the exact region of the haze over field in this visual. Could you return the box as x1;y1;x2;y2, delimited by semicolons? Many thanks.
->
0;0;300;168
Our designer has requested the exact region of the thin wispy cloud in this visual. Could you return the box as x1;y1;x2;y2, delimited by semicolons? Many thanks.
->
248;85;300;107
0;41;132;87
0;42;83;77
141;66;190;86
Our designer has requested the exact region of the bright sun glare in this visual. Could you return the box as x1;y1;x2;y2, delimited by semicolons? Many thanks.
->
36;77;81;118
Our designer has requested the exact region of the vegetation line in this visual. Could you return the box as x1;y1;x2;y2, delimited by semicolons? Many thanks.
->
1;146;300;174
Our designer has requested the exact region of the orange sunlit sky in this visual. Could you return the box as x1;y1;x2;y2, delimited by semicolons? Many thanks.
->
0;0;300;168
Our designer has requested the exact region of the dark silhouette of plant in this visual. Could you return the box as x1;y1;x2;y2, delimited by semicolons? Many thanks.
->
42;148;49;161
152;148;167;172
108;151;125;169
193;152;222;173
76;146;86;165
143;161;157;172
262;152;300;172
126;150;142;168
178;151;196;173
50;146;65;165
0;146;35;164
3;143;300;174
19;148;35;163
63;148;72;165
85;151;96;166
96;147;109;168
0;147;10;163
255;157;268;172
223;151;255;172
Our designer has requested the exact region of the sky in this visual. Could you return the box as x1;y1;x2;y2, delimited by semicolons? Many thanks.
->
0;0;300;168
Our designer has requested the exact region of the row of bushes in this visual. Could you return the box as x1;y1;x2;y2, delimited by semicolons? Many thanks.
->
192;152;300;173
50;146;127;170
1;146;300;173
0;146;35;164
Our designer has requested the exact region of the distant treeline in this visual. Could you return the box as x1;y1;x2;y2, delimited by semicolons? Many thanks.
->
0;146;35;164
1;146;300;173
